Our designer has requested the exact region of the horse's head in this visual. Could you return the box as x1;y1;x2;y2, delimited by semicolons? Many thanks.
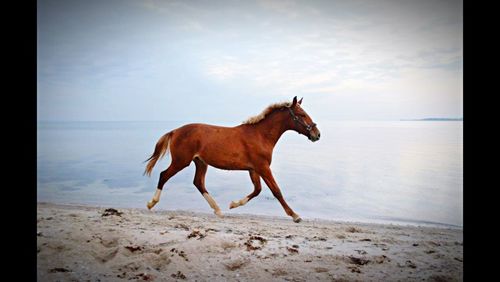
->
287;96;321;142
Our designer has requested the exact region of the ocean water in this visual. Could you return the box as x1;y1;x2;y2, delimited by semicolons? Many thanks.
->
37;120;463;227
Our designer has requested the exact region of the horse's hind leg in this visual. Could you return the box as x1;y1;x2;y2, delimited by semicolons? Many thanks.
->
147;162;188;209
229;170;262;209
193;158;223;217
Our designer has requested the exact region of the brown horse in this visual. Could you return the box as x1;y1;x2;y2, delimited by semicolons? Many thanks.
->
144;96;320;222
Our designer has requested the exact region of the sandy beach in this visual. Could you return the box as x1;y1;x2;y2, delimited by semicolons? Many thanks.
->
37;202;462;281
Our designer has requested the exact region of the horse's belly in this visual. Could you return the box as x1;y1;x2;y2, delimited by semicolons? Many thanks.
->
207;161;250;171
197;146;251;170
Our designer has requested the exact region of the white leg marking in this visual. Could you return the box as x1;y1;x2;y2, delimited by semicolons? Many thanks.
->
240;197;249;206
147;189;162;210
229;197;249;209
203;193;223;217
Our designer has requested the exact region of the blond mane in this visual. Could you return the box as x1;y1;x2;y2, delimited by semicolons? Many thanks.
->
242;101;291;125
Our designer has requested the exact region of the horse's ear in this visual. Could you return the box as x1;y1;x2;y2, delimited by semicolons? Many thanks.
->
298;97;303;105
291;96;298;107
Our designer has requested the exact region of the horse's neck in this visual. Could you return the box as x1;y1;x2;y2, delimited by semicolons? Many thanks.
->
252;111;290;147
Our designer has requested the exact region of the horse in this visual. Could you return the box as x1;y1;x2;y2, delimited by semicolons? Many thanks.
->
144;96;320;222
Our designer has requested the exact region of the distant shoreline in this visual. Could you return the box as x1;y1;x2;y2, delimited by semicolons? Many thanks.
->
400;118;463;121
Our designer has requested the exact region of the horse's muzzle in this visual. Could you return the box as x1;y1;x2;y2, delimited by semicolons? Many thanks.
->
309;132;320;142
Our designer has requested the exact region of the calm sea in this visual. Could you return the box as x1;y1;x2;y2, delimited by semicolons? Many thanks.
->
37;120;463;228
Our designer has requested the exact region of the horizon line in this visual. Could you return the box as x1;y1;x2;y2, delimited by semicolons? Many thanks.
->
37;117;464;123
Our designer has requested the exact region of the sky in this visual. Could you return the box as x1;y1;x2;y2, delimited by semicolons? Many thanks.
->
37;0;463;122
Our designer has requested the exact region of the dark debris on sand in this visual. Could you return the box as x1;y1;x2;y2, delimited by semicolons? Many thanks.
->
101;208;123;217
174;223;190;231
132;273;154;281
171;271;186;279
187;229;206;240
348;256;370;265
125;245;143;252
244;235;268;251
49;267;71;273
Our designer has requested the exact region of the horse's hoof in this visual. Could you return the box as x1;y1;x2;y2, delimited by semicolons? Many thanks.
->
293;216;302;223
147;201;156;210
214;210;224;218
229;201;239;209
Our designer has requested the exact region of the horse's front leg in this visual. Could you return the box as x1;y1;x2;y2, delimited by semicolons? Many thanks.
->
230;170;262;209
257;166;302;223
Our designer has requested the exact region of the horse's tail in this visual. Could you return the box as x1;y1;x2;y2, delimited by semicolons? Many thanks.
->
144;131;173;176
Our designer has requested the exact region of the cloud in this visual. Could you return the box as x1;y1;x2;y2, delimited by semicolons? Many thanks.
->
198;0;462;105
257;0;301;18
38;0;462;121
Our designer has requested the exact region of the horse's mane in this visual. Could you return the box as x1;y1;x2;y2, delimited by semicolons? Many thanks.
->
242;101;291;125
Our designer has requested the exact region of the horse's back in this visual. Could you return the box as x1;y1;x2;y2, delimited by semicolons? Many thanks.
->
169;123;251;170
172;123;239;139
